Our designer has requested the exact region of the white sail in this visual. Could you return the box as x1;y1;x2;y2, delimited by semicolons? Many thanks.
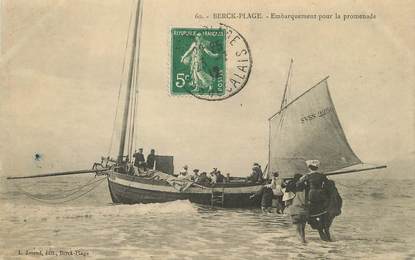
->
268;77;362;178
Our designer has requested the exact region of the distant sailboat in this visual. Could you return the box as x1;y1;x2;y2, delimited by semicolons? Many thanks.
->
268;60;386;178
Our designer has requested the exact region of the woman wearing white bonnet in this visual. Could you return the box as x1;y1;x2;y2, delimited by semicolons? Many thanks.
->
306;159;320;171
301;159;334;241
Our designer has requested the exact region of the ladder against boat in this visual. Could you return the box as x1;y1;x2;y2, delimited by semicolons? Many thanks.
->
211;187;225;207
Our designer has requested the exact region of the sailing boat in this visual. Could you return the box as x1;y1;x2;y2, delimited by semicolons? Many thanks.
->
7;0;264;208
7;2;385;207
268;59;386;178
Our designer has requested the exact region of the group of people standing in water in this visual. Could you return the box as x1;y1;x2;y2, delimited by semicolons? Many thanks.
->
251;159;342;243
131;152;341;243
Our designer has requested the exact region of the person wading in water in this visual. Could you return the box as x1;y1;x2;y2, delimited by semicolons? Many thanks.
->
297;159;342;242
285;173;308;243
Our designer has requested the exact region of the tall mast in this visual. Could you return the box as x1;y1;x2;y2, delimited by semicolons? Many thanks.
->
280;58;293;110
118;0;142;162
267;59;294;178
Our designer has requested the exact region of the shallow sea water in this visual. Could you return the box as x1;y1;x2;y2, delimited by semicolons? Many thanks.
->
0;175;414;259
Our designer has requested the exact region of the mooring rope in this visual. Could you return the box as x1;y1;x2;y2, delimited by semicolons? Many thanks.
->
13;176;105;200
53;176;102;194
12;177;107;204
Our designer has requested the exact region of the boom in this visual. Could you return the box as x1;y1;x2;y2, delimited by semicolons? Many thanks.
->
6;169;109;180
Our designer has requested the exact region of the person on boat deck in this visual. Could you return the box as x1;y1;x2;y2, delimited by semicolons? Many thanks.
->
297;159;332;242
178;165;189;179
189;169;199;181
133;148;145;168
196;172;210;185
178;171;187;180
183;169;197;181
247;163;263;183
209;170;217;184
250;178;274;212
126;161;135;175
225;173;231;183
215;170;225;183
271;171;284;214
255;163;264;182
146;149;156;170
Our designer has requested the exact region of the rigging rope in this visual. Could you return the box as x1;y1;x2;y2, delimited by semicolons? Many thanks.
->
277;60;293;130
107;0;136;157
127;59;137;158
13;177;107;203
51;176;100;194
129;47;139;158
133;0;144;153
127;0;143;159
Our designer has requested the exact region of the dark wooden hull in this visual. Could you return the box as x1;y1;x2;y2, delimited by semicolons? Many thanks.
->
107;171;262;208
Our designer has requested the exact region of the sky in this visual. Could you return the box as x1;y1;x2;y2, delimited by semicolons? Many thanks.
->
0;0;414;177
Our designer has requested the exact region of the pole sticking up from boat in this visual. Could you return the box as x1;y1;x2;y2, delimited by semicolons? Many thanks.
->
267;59;294;178
280;58;293;110
6;0;145;181
118;0;143;163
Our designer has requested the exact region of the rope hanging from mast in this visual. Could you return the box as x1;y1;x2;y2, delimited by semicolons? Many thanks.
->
126;0;143;161
117;0;143;162
267;59;294;177
280;58;293;110
127;60;139;158
107;0;136;158
278;59;293;128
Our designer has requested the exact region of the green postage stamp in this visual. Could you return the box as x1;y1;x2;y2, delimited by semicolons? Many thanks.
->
171;28;226;96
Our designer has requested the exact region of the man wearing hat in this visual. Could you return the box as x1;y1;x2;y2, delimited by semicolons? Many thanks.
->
133;148;145;168
189;169;199;181
146;149;156;170
196;172;209;185
247;163;263;183
253;163;263;180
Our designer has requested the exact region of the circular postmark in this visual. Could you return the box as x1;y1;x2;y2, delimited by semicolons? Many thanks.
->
171;23;252;101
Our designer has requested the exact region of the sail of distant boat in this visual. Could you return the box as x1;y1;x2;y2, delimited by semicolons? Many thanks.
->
268;76;365;178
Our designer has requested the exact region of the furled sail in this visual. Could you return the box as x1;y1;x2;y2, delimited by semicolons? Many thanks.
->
268;77;362;178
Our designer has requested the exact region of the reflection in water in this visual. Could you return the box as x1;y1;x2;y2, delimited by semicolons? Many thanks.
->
0;176;414;259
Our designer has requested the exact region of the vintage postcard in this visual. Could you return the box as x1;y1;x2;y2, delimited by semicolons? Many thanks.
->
0;0;414;259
